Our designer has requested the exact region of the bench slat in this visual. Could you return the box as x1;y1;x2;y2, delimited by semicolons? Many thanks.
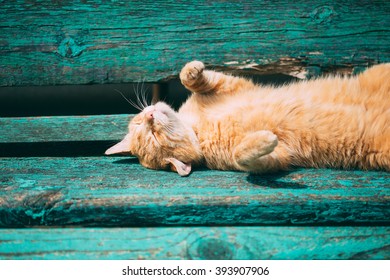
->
0;157;388;227
0;114;129;143
1;1;389;86
0;227;388;260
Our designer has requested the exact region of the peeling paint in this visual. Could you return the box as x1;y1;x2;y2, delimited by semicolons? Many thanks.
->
0;1;388;85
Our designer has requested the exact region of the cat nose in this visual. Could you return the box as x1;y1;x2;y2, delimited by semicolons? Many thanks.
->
144;105;155;121
145;110;154;120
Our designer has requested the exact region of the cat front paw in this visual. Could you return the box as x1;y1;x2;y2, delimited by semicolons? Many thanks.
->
180;61;205;86
233;130;278;169
258;130;278;154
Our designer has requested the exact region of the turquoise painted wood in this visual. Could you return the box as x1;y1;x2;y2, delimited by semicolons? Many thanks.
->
0;116;389;260
1;0;389;86
0;156;389;227
0;227;388;260
0;114;389;227
1;0;389;261
0;114;130;143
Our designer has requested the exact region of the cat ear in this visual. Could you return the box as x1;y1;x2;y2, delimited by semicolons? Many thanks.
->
105;133;132;155
165;158;192;177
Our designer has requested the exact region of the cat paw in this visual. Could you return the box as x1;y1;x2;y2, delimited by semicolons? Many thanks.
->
180;61;205;86
233;130;278;168
257;130;278;154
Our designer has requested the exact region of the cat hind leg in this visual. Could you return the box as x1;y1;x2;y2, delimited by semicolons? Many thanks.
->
367;132;390;172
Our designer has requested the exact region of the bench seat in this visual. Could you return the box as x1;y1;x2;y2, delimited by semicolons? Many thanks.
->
0;114;389;259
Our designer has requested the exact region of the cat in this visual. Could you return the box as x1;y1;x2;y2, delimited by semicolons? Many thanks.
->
105;61;390;176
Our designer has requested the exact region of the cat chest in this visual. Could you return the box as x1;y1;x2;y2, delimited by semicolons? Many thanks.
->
196;121;242;170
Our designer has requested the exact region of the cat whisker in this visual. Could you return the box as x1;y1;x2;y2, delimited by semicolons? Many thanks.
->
140;78;150;108
165;124;178;135
133;83;146;110
114;89;144;112
131;84;140;109
139;79;145;107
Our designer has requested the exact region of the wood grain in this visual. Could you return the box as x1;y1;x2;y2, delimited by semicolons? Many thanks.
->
0;227;388;260
0;114;130;143
1;0;389;85
0;157;388;227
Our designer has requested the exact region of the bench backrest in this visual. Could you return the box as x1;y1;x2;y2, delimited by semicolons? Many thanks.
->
1;0;389;87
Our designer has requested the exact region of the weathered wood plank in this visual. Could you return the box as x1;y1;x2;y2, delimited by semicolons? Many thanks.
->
1;0;389;85
0;114;130;143
0;227;388;260
0;157;388;227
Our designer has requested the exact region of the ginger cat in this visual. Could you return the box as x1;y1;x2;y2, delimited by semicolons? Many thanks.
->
106;61;390;176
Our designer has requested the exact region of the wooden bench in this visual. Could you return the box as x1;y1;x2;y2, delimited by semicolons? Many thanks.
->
0;1;389;260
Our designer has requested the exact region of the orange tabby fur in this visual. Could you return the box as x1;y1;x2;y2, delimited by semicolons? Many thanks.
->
106;61;390;176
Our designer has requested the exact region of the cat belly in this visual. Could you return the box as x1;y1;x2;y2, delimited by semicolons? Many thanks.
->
195;103;390;172
198;135;239;171
285;106;390;171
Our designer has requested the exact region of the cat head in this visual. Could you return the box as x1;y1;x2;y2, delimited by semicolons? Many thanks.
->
105;102;202;176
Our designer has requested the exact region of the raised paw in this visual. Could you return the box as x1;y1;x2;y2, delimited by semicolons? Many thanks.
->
179;61;205;86
233;130;278;169
257;130;278;154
